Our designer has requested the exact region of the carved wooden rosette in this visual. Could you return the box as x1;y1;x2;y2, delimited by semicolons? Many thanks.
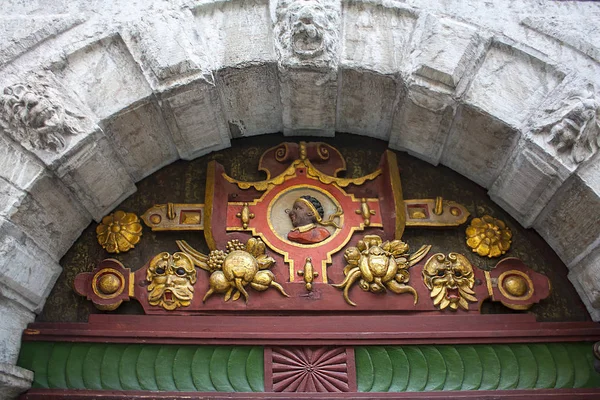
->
266;347;356;392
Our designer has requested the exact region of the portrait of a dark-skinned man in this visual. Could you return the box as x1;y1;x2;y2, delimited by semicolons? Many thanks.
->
286;195;340;244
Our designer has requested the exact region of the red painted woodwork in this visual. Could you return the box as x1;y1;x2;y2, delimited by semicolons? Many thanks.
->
19;388;600;399
22;314;600;345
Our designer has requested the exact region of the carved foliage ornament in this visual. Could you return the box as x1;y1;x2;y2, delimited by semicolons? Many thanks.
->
423;253;477;311
534;84;600;164
332;235;430;306
0;77;86;152
177;237;289;303
274;0;340;67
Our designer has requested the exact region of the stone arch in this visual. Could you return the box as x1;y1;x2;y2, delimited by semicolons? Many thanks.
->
1;0;600;395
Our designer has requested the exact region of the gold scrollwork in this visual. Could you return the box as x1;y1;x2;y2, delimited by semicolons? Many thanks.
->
423;253;477;311
177;237;289;303
332;235;430;306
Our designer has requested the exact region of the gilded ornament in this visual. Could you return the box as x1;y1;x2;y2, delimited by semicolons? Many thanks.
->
465;215;512;258
332;235;430;306
146;252;197;311
503;275;528;297
96;211;143;253
177;237;289;303
423;253;477;311
98;273;121;295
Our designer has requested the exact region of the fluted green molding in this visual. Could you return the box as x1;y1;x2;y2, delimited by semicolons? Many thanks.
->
18;343;264;392
356;343;600;392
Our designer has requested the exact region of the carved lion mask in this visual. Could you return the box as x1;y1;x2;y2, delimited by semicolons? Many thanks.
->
0;80;84;152
422;253;477;311
275;0;339;61
146;252;197;310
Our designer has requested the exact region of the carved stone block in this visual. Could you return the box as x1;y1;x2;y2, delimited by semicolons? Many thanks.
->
336;69;396;139
101;100;179;181
410;15;480;90
280;69;337;136
5;174;91;260
341;2;416;74
216;64;283;138
489;139;571;228
160;81;231;160
0;135;45;190
465;41;564;127
0;362;33;400
0;220;61;314
193;0;275;68
126;9;212;90
53;34;153;120
441;105;519;188
53;132;136;221
568;246;600;321
534;160;600;267
389;84;455;165
0;299;34;365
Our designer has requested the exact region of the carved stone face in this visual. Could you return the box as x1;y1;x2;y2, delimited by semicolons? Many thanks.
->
423;253;476;311
0;80;84;152
275;0;339;63
146;252;197;310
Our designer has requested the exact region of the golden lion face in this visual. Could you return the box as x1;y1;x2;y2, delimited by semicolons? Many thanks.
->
146;252;197;310
422;253;477;311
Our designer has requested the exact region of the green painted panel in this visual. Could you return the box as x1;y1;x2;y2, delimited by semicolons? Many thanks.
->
530;344;556;389
368;347;394;392
584;346;600;388
65;343;90;389
403;346;428;392
24;342;54;389
191;347;216;391
494;344;519;390
136;346;160;391
210;347;235;392
47;343;71;389
510;344;538;389
155;346;178;391
550;344;574;389
571;344;591;388
355;346;374;392
173;346;197;391
246;346;264;392
227;347;252;392
437;346;464;391
386;347;410;392
475;345;500;390
420;346;446;391
456;345;482;391
119;344;143;391
101;344;126;390
82;344;106;390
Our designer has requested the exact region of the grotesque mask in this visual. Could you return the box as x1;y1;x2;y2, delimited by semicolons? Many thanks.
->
146;252;197;310
423;253;477;311
0;79;85;152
